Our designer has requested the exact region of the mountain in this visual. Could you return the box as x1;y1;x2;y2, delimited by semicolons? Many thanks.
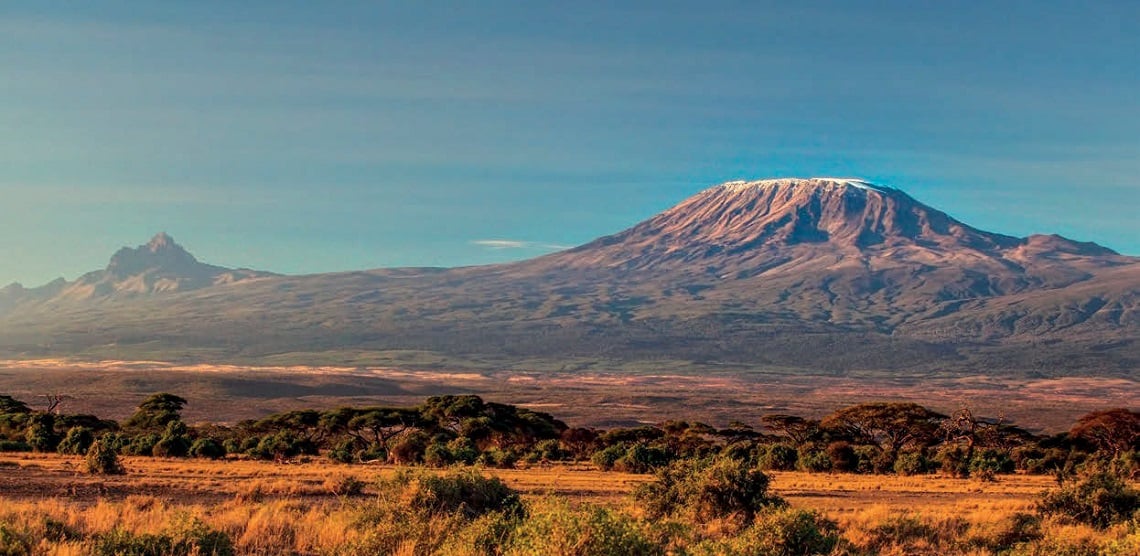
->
0;179;1137;375
0;233;274;310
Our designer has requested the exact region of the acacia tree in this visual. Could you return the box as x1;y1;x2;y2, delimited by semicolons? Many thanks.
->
124;393;187;430
1070;408;1140;457
0;395;31;414
822;403;946;454
761;415;821;446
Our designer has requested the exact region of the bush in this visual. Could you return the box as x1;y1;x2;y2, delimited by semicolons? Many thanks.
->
756;444;798;471
591;444;625;471
23;413;57;452
57;426;96;455
614;444;673;474
325;474;366;496
970;449;1015;478
859;514;969;554
1036;471;1140;528
85;438;125;475
92;521;233;556
505;498;655;556
0;523;31;556
189;438;226;460
894;450;932;476
797;450;832;473
635;456;785;525
377;468;523;520
126;433;160;456
827;441;857;473
424;442;455;467
853;445;882;474
477;448;518;469
0;440;31;452
691;507;841;556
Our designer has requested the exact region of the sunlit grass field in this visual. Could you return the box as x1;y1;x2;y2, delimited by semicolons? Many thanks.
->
3;453;1135;555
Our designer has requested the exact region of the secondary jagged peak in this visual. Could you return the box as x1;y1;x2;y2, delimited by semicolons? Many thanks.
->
146;231;178;252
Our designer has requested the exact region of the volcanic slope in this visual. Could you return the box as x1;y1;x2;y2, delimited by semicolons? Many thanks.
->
1;178;1137;374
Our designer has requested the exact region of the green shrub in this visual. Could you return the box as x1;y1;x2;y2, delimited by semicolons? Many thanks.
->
1036;471;1140;528
861;515;968;554
85;438;125;475
126;433;160;456
505;498;656;556
92;521;233;556
853;445;882;474
378;468;523;520
969;512;1042;552
614;444;673;474
189;438;226;460
756;444;798;471
691;507;841;556
0;440;31;452
894;450;932;476
635;456;785;525
57;426;96;455
969;449;1015;479
0;523;31;556
477;448;518;469
591;444;625;471
826;441;857;473
23;413;57;452
796;449;832;473
448;437;480;465
424;442;454;467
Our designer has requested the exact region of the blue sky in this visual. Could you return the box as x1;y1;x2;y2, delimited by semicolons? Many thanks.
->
2;1;1138;285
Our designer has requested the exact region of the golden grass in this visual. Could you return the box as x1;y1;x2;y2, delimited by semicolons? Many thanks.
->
1;453;1137;555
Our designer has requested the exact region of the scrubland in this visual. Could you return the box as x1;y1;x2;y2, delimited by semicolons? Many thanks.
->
1;453;1137;555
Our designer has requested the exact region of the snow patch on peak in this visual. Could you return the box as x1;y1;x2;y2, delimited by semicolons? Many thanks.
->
719;177;896;194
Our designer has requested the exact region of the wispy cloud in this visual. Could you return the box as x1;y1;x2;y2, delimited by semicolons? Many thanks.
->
472;239;572;251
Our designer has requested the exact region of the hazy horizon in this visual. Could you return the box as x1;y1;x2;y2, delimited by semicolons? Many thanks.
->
3;1;1138;286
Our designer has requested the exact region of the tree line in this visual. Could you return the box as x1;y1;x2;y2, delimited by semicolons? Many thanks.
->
0;393;1136;479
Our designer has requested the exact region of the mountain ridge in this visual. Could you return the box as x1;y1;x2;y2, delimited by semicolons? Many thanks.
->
1;178;1137;375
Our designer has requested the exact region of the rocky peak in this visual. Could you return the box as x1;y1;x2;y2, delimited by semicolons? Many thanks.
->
106;233;201;279
636;177;1020;252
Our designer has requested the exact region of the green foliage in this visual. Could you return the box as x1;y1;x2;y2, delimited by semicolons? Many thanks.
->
893;450;932;476
476;447;518;469
0;440;31;452
691;507;841;556
56;426;95;455
756;444;798;471
1036;470;1140;528
85;438;125;475
0;395;31;415
0;522;32;556
388;431;430;464
124;393;187;431
505;498;657;556
92;518;233;556
613;444;673;474
152;421;192;458
635;456;785;525
126;433;160;456
189;438;226;460
796;449;832;473
23;413;58;452
377;468;524;520
591;444;626;471
248;430;308;461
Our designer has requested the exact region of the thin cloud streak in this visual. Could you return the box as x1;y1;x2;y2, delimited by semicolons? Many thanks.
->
472;240;572;251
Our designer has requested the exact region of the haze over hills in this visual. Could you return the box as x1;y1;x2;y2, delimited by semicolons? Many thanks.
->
0;233;273;312
1;178;1137;376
